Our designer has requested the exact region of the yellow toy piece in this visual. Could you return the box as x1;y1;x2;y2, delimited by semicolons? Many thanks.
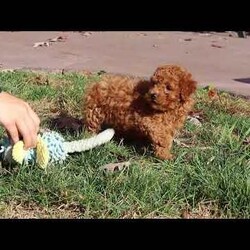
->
12;141;28;164
12;136;49;169
36;136;49;169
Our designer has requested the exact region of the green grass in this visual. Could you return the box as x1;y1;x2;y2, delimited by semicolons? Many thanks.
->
0;70;249;218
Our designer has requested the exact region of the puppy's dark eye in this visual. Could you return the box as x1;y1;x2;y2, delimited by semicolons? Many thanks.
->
166;85;172;92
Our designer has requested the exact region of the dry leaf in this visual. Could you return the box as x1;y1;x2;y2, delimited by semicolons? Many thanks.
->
178;38;193;42
208;88;219;100
174;139;191;148
81;32;92;37
100;161;131;172
48;36;67;42
187;117;202;127
138;32;147;36
33;36;67;48
189;109;206;121
33;41;50;48
97;70;106;75
211;44;223;48
174;139;211;150
243;137;250;145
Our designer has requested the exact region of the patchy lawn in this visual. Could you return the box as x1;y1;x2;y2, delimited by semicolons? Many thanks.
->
0;70;249;218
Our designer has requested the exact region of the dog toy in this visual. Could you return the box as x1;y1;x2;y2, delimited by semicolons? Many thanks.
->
0;129;115;169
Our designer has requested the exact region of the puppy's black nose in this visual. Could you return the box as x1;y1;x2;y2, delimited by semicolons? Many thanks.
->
150;93;157;101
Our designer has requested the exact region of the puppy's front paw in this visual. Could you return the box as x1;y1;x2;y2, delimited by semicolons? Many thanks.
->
155;146;174;160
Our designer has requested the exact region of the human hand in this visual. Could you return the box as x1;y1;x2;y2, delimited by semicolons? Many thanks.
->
0;92;40;149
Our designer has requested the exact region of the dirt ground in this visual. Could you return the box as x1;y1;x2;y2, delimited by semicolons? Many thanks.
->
0;31;250;97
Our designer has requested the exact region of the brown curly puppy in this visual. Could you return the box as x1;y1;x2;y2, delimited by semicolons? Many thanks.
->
82;65;197;160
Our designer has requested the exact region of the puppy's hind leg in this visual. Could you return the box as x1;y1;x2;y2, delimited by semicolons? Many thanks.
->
83;106;104;133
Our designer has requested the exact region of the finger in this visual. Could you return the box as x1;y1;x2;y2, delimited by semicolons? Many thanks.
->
26;108;40;135
25;104;40;133
16;119;37;149
5;124;20;145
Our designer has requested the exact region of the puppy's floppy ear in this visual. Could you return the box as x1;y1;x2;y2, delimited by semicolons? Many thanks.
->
179;73;197;102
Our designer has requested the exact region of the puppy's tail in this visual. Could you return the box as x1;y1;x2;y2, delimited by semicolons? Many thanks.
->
64;128;115;153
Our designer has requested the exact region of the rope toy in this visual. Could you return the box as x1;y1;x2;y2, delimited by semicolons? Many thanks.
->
0;129;115;169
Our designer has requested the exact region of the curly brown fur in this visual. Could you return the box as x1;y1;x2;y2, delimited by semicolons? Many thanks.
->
82;65;197;160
